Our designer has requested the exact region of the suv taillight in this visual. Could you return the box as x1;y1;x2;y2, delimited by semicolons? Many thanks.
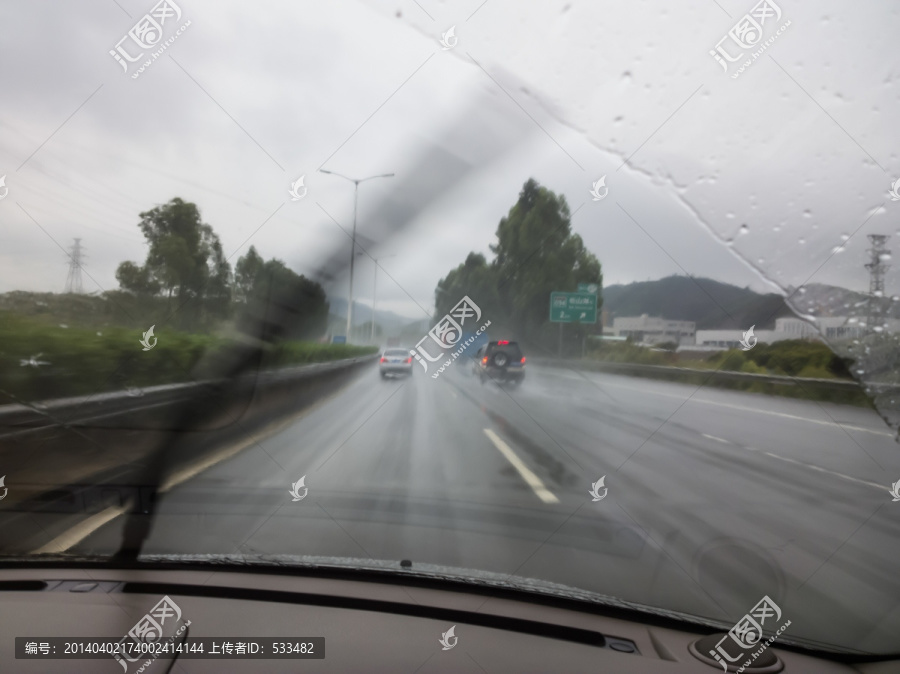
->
482;357;488;364
520;357;526;364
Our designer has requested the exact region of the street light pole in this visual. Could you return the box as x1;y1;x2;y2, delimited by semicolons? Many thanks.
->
320;170;394;343
371;254;395;343
348;182;358;340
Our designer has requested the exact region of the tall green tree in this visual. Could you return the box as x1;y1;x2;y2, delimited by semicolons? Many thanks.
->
116;197;232;325
234;245;265;304
434;252;501;324
434;179;602;351
491;179;601;339
233;251;329;340
114;261;161;296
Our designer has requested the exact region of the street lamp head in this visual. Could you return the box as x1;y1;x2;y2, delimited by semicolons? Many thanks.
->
322;169;395;343
322;170;395;184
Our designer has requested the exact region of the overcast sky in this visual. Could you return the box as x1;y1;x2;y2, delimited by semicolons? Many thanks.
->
2;0;899;322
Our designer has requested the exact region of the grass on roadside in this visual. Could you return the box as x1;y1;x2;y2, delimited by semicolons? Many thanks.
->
0;312;376;403
582;338;868;406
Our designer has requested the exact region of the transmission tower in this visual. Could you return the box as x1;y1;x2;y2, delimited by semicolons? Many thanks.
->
865;234;890;334
64;238;85;294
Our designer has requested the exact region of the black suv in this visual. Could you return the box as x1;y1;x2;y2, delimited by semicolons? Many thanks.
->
476;340;525;386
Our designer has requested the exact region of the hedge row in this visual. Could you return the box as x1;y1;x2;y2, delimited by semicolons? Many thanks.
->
0;313;376;403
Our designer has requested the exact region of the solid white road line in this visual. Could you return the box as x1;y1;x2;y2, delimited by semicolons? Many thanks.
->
759;451;889;492
30;385;347;554
483;428;559;504
34;504;130;554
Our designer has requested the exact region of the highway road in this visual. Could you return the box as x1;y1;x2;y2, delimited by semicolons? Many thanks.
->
32;360;900;652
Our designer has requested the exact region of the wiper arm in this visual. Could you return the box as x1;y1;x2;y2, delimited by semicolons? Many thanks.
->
111;279;292;562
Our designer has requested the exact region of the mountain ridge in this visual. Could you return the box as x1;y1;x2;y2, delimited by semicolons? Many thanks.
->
603;276;794;330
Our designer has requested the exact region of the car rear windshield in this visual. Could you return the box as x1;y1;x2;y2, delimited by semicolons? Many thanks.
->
384;349;409;357
489;342;522;358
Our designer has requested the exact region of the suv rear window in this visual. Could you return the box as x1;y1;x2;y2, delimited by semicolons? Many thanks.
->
487;342;522;359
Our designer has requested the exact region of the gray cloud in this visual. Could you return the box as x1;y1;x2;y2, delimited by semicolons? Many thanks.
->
2;0;898;320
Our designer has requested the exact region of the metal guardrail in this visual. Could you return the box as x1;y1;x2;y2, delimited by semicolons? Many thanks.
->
532;358;870;391
0;354;379;436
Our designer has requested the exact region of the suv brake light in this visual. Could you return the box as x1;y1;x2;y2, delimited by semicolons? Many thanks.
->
520;357;526;364
498;340;509;345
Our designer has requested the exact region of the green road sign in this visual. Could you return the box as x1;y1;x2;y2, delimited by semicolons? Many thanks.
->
577;283;600;295
550;292;597;323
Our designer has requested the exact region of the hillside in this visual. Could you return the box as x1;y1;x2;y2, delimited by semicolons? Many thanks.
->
603;276;793;329
326;296;425;333
789;282;894;318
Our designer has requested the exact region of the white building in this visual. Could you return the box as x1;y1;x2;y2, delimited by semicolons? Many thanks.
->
774;317;818;338
612;315;696;346
815;317;867;340
694;329;793;350
695;316;871;350
617;313;900;352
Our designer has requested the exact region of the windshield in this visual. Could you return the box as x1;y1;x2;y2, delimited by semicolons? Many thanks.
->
488;342;523;359
2;0;899;659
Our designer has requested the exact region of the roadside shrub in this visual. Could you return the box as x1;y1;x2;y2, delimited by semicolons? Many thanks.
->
719;350;746;372
740;360;767;374
0;312;376;403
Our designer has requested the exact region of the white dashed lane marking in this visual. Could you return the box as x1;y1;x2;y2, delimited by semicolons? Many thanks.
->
699;433;889;493
483;428;559;504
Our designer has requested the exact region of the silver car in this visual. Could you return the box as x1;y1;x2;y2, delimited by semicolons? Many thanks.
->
379;347;413;378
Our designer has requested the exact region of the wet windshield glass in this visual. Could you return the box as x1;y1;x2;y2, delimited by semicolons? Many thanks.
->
1;0;899;658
